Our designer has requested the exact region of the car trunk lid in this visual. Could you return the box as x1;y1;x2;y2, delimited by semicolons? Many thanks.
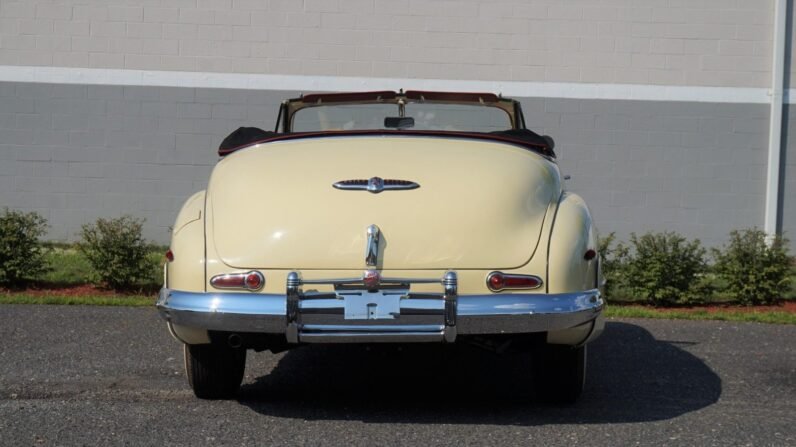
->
208;136;559;270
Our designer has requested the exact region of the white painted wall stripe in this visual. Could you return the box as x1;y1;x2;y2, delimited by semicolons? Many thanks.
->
0;65;779;104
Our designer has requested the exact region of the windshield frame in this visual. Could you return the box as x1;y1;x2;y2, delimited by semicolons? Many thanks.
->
279;90;523;133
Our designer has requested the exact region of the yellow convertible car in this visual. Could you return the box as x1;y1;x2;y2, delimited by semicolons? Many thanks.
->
157;90;604;402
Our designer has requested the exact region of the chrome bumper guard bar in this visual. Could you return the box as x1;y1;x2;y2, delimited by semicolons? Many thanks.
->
157;271;603;344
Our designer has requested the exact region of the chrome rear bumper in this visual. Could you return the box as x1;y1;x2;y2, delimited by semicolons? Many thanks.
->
156;271;603;344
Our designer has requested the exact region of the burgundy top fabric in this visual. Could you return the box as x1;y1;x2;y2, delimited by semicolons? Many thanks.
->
218;128;554;158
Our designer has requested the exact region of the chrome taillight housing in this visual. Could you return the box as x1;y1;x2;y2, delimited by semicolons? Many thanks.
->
210;271;265;291
486;272;543;292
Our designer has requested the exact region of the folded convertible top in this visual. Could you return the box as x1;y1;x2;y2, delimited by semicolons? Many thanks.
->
218;127;554;158
218;127;277;154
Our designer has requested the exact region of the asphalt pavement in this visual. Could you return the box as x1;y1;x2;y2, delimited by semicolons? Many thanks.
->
0;305;794;446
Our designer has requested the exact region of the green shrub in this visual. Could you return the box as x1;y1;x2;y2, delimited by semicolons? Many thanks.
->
597;232;629;300
624;231;709;306
78;215;153;290
147;248;167;287
712;229;793;306
41;247;92;285
0;208;48;285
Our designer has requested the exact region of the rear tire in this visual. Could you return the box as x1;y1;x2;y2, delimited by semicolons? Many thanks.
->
184;343;246;399
534;344;586;404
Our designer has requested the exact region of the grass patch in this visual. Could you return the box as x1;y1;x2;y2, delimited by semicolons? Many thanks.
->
0;293;153;307
34;245;163;290
41;248;93;285
605;305;796;325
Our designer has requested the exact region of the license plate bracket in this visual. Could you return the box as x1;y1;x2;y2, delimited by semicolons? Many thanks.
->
342;291;402;320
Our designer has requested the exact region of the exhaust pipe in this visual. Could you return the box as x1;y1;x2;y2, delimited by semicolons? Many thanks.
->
227;333;243;349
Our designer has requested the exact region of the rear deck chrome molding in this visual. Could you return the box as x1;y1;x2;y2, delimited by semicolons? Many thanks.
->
333;178;420;193
157;272;602;344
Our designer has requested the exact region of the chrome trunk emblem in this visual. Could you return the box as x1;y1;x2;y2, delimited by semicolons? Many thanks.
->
365;224;380;267
367;176;384;193
333;177;420;194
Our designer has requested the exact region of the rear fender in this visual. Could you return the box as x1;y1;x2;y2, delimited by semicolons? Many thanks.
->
166;190;206;292
546;192;599;293
165;190;210;344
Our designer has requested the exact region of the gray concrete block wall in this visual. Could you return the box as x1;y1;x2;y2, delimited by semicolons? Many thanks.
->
0;81;291;242
0;0;775;88
528;98;770;249
0;81;772;249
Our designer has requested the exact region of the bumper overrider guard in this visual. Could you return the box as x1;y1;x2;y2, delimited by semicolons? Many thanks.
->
156;271;603;344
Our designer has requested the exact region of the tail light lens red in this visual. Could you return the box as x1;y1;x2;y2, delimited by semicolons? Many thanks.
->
165;249;174;262
486;272;543;292
244;272;263;289
210;271;265;291
584;249;597;260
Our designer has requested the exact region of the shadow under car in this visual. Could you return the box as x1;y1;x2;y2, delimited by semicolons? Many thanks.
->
236;322;722;425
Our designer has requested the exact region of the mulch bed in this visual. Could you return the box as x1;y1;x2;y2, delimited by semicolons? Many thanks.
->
0;284;156;296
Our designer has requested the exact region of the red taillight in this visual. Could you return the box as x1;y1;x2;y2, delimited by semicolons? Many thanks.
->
504;275;541;289
165;249;174;262
210;271;264;291
486;272;543;292
210;274;245;288
584;249;597;260
488;273;505;290
245;272;263;289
